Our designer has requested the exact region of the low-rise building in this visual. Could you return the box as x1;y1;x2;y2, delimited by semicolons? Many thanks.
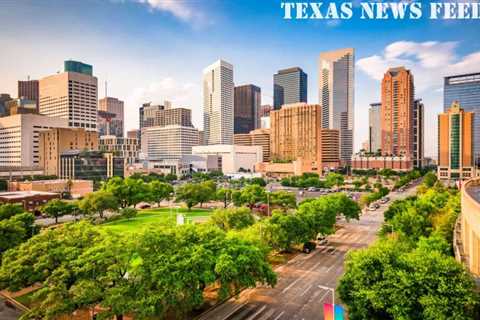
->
192;144;262;174
351;155;413;172
128;155;212;177
456;178;480;278
0;191;60;212
234;128;271;162
7;179;93;198
99;135;139;165
59;150;124;181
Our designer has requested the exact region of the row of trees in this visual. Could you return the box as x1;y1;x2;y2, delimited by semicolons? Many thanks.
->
280;172;345;189
338;178;479;319
210;193;360;252
0;221;277;320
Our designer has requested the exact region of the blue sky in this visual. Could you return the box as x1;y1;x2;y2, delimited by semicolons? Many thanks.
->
1;0;479;158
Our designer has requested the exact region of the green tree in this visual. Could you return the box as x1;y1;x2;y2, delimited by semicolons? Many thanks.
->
237;184;266;210
148;180;173;207
209;207;255;231
216;187;233;208
264;211;308;251
325;172;344;188
78;191;118;220
269;190;297;212
175;183;201;210
0;218;26;255
423;171;438;188
338;238;478;320
102;177;149;208
40;199;74;224
0;203;24;221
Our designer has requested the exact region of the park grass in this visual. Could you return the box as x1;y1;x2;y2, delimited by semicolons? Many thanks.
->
100;207;213;233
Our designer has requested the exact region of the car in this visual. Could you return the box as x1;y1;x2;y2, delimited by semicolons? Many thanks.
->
380;197;390;204
326;246;336;254
302;241;316;254
317;235;326;241
368;203;380;211
318;239;328;246
307;187;319;192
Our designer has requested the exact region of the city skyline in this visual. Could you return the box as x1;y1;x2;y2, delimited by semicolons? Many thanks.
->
1;1;480;159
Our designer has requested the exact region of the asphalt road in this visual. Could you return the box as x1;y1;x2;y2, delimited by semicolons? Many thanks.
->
198;184;419;320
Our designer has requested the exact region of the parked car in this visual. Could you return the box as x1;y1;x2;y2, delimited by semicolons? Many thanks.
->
380;197;390;204
318;239;328;246
303;241;316;254
307;187;319;192
326;246;336;254
368;203;380;211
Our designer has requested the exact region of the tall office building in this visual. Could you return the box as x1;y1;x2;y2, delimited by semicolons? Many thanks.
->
18;80;39;111
154;107;193;127
97;110;117;137
273;67;307;109
318;48;354;164
381;67;415;158
0;94;12;117
444;73;480;165
99;135;139;165
139;102;164;129
39;60;98;130
270;103;339;172
99;97;124;137
39;128;99;176
203;60;234;145
438;102;475;181
413;99;424;168
234;84;261;134
368;102;381;154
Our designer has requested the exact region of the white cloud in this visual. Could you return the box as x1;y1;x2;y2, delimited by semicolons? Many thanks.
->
133;0;208;26
357;40;480;92
126;77;202;128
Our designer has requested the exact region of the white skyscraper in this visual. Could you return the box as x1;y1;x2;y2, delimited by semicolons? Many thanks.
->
203;60;234;145
318;48;354;164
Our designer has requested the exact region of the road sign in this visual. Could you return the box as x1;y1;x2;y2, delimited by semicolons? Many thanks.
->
323;303;345;320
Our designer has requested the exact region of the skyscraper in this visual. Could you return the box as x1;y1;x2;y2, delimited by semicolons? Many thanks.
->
318;48;354;164
438;102;475;181
203;60;234;145
444;72;480;165
39;60;98;130
368;102;381;154
273;67;307;109
234;84;261;134
381;67;415;158
139;102;164;129
99;97;124;137
18;80;39;112
413;99;424;168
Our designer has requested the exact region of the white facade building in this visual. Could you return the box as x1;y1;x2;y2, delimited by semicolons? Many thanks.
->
0;114;68;167
39;70;98;131
318;48;354;163
99;135;139;165
192;144;262;174
203;60;234;145
141;125;199;161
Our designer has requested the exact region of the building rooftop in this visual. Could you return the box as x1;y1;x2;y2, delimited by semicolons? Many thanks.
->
466;184;480;204
0;190;58;200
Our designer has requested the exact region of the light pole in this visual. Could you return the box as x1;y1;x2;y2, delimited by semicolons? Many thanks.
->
318;284;335;319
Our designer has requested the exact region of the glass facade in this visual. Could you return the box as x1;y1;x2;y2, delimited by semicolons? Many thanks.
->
444;73;480;165
60;151;124;181
273;67;307;109
450;114;460;169
64;60;93;76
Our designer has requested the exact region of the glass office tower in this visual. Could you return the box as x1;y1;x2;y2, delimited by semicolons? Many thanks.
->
273;67;307;110
444;73;480;165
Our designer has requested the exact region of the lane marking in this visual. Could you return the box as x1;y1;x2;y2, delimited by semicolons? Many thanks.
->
318;290;331;303
300;284;312;296
273;311;285;320
282;277;302;293
246;305;266;320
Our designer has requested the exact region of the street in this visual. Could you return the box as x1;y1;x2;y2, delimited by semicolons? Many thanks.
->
197;184;418;320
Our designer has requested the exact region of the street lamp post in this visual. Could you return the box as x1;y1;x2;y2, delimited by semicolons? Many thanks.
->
318;284;335;319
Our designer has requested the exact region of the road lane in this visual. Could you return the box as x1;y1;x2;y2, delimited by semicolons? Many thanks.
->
198;184;419;320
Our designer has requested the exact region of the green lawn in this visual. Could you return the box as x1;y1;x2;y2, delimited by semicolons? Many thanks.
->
101;207;212;233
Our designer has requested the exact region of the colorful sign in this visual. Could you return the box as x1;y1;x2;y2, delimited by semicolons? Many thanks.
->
323;304;345;320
